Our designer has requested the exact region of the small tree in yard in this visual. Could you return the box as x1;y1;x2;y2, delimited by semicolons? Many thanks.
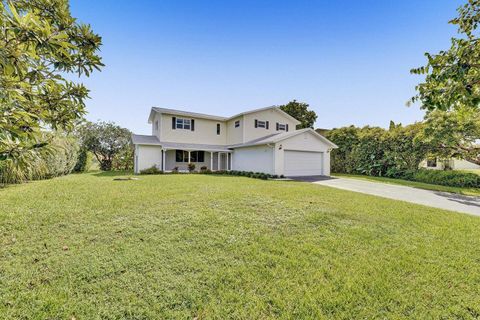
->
78;121;132;171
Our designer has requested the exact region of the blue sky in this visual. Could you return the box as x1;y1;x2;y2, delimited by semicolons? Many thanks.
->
70;0;464;134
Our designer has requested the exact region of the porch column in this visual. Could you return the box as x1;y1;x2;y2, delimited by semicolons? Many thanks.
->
162;149;166;171
230;152;233;170
188;151;191;163
227;153;230;171
218;152;221;171
210;152;213;170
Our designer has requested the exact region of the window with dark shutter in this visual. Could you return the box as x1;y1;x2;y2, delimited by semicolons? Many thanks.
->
172;117;176;129
191;119;195;131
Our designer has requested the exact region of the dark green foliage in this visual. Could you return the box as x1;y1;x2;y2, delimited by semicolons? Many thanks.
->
279;100;318;129
140;166;163;175
74;149;93;173
198;170;278;180
411;170;480;188
326;123;432;176
187;163;196;172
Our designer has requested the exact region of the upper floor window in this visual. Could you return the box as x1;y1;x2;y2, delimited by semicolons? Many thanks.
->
235;120;240;128
255;119;269;129
276;123;288;131
172;117;194;131
217;123;221;135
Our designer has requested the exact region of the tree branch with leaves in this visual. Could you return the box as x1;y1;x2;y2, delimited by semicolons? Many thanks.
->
0;0;103;161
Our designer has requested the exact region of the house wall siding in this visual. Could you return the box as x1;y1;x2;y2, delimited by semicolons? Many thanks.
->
226;116;244;145
159;113;227;145
243;109;298;143
135;145;162;173
232;145;274;174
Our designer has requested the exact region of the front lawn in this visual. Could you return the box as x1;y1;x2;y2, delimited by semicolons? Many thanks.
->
334;173;480;196
1;172;480;319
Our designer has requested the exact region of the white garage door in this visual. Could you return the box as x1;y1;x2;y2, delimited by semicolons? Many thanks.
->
284;150;324;176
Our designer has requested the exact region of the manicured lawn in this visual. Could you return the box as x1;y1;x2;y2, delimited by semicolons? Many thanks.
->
1;172;480;319
334;173;480;196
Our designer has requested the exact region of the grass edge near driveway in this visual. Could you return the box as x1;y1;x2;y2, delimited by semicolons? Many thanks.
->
333;173;480;196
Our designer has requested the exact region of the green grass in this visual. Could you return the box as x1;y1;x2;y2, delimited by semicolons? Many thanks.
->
1;172;480;319
334;173;480;196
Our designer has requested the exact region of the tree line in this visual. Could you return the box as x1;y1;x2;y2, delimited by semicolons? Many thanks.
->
1;0;480;184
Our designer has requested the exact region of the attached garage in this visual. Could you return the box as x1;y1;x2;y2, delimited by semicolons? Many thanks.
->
230;128;338;177
284;150;324;176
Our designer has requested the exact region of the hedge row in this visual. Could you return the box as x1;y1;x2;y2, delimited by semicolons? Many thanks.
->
0;134;79;185
385;168;480;188
139;166;284;180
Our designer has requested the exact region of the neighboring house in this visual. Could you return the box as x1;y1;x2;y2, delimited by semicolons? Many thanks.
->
132;106;337;176
420;157;480;171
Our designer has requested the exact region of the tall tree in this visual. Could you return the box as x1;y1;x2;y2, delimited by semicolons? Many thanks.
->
410;1;480;111
78;121;132;171
279;100;318;129
0;0;103;161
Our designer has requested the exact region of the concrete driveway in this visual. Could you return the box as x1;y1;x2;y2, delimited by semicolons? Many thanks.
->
292;176;480;217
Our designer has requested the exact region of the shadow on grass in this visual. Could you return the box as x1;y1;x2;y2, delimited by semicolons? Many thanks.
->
92;170;134;177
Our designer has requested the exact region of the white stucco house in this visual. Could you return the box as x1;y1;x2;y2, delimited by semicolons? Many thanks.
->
420;157;480;171
132;106;337;176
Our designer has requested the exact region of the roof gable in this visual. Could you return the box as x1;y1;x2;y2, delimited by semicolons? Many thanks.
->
148;106;301;124
230;128;338;149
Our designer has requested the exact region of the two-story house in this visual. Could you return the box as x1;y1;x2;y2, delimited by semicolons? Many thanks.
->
132;106;337;176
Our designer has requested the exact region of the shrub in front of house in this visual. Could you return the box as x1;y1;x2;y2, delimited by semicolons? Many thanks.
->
188;163;196;172
140;166;163;175
198;170;281;180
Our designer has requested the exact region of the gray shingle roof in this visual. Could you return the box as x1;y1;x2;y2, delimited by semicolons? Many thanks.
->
149;106;301;124
131;134;161;145
159;142;231;152
132;129;337;150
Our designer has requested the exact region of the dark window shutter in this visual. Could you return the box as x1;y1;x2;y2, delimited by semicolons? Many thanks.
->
286;124;289;132
217;123;220;135
276;122;279;130
172;117;176;129
191;119;195;131
266;121;269;129
254;119;258;128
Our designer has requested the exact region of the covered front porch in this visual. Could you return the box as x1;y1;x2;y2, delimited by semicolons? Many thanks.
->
160;146;233;172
